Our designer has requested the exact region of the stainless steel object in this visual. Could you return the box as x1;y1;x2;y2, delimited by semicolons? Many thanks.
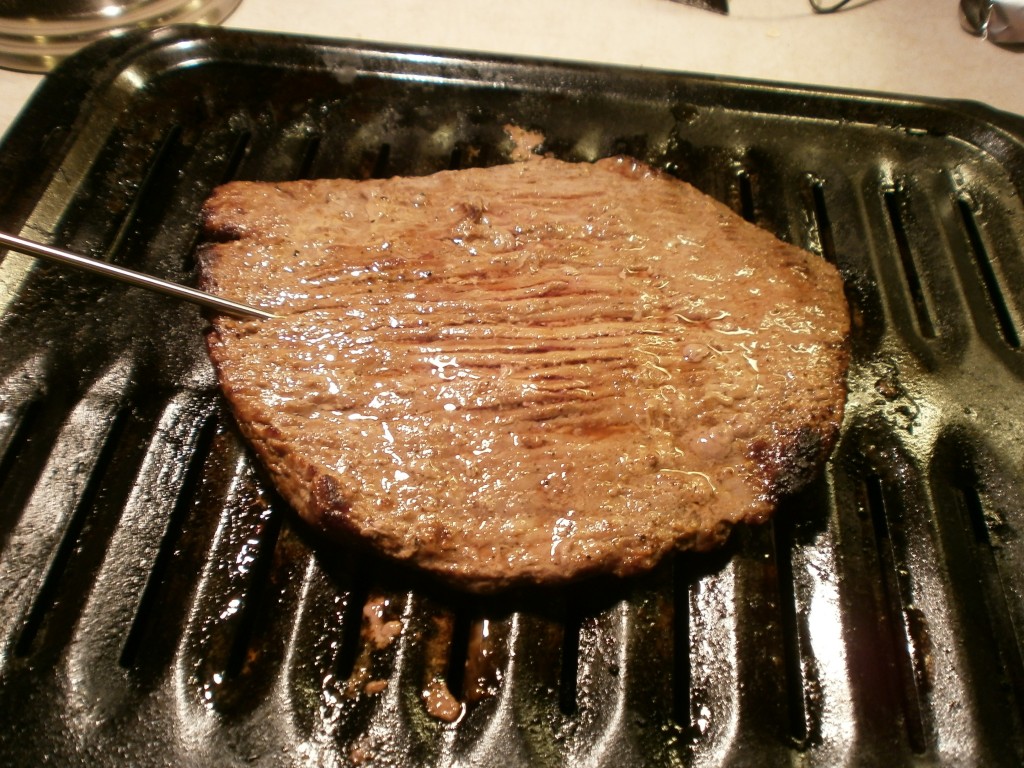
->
0;0;242;72
0;231;274;319
669;0;728;13
961;0;1024;42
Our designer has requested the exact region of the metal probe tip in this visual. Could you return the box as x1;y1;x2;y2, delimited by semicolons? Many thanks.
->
0;231;276;321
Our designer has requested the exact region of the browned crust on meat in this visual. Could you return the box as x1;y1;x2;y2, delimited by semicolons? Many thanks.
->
199;155;850;592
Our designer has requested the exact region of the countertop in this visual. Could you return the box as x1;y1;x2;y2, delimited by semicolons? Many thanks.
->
0;0;1022;142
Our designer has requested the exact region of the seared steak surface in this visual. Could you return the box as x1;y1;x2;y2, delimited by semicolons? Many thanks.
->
199;156;849;591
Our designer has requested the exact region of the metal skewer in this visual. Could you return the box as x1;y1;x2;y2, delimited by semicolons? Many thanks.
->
0;231;276;320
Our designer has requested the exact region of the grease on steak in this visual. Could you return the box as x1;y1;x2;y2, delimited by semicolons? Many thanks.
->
199;156;849;591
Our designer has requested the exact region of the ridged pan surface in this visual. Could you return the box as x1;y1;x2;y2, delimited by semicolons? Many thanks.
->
0;26;1022;768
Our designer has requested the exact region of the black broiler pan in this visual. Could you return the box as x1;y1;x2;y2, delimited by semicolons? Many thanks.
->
0;26;1023;768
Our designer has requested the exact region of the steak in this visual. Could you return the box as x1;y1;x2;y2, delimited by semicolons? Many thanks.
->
198;155;850;592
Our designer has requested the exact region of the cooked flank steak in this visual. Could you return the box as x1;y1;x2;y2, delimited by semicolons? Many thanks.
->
198;155;850;592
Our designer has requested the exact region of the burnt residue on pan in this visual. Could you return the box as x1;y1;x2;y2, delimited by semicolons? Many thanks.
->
0;25;1023;768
